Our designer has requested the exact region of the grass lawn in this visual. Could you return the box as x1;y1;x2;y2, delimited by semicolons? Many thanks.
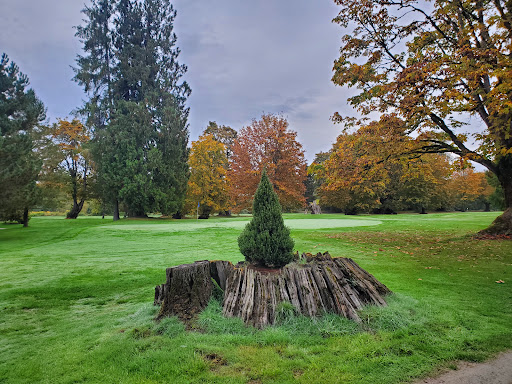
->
0;212;511;383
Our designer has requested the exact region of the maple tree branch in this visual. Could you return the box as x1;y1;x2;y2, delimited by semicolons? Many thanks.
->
427;113;497;172
493;0;512;36
383;0;459;45
429;112;472;153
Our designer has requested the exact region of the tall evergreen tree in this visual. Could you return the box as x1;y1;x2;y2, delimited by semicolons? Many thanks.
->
0;54;46;226
75;0;118;218
238;171;295;268
74;0;115;129
74;0;191;219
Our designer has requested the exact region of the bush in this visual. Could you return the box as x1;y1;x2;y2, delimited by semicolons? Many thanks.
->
0;208;25;224
238;171;294;267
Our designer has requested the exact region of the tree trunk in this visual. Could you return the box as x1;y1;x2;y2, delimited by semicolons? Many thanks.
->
113;199;120;221
479;207;512;236
66;200;85;219
310;201;322;214
154;253;390;328
479;155;512;236
22;207;29;227
155;261;213;322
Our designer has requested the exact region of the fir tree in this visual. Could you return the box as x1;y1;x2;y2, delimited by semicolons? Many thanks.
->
0;54;46;226
74;0;115;129
74;0;190;219
238;171;294;268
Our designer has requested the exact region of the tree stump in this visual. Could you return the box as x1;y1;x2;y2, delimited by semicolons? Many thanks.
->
154;252;390;328
310;201;322;214
155;261;213;322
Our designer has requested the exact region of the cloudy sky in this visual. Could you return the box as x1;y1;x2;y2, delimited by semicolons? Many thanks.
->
0;0;355;162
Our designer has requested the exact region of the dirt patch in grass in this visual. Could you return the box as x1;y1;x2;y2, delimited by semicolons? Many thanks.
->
473;233;512;240
200;352;228;371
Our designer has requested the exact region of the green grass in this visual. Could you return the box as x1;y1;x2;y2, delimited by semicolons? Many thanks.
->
0;212;511;383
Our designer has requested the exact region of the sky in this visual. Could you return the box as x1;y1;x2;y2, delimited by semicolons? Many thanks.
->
0;0;355;162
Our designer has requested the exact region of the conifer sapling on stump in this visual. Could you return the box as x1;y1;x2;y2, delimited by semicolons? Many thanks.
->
238;171;294;268
154;174;391;328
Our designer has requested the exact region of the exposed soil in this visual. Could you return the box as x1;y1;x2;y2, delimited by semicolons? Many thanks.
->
413;351;512;384
474;233;512;240
201;352;227;369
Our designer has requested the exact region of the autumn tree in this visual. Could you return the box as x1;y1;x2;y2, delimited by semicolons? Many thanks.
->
75;0;191;220
317;116;453;214
319;132;387;214
0;54;46;226
306;152;330;204
449;160;494;211
391;154;452;214
229;114;306;212
49;119;93;219
204;121;237;160
332;0;512;234
185;134;229;218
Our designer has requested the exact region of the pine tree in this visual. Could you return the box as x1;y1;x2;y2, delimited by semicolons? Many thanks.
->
0;54;46;226
74;0;115;129
74;0;190;219
238;171;294;268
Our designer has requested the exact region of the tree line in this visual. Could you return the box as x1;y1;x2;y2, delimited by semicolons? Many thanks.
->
307;115;502;215
1;0;510;235
331;0;512;235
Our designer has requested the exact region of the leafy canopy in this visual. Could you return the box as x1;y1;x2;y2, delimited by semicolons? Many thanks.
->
229;114;306;213
185;134;229;218
332;0;512;232
50;119;93;218
317;116;454;213
0;54;45;225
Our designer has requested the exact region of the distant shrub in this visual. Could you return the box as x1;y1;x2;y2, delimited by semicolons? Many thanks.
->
30;211;65;217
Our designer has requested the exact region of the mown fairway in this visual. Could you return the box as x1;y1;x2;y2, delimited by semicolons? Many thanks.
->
0;213;511;384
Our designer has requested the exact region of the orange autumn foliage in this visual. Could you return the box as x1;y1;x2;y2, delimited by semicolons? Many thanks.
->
229;114;306;213
185;134;229;217
317;116;454;213
50;119;92;218
449;160;494;205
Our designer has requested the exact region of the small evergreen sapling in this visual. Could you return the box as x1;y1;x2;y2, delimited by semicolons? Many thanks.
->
238;171;294;267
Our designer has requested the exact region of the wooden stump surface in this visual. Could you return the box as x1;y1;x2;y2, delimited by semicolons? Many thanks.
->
155;252;390;328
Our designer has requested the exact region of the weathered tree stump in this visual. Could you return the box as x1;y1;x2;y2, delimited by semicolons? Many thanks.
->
310;201;322;215
154;252;390;328
155;261;213;322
